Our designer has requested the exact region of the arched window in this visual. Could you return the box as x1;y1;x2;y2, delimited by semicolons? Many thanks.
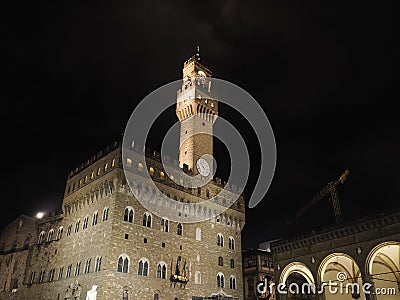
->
217;233;224;247
218;256;223;266
92;211;98;226
38;231;45;243
156;262;167;279
74;262;81;276
228;237;235;249
47;229;54;242
138;163;143;172
195;271;201;284
97;167;101;176
95;257;102;272
117;254;129;273
126;159;132;168
102;207;109;221
217;272;225;288
104;163;108;172
142;212;152;228
161;218;169;232
138;258;149;276
66;225;72;236
230;276;236;289
84;259;91;274
149;167;155;176
56;227;63;240
159;171;165;180
83;216;89;229
153;293;159;300
196;227;201;241
124;207;134;223
177;223;183;236
111;158;116;168
90;171;94;179
230;259;235;269
74;220;80;233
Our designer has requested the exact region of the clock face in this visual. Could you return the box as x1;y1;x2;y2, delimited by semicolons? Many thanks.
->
196;158;210;177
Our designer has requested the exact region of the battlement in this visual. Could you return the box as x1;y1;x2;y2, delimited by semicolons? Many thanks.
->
68;140;121;179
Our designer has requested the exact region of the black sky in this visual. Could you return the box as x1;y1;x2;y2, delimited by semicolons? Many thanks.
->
2;1;398;248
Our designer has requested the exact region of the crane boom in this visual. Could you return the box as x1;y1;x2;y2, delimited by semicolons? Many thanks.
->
287;169;349;224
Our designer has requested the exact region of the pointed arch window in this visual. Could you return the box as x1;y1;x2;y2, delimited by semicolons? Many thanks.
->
117;254;129;273
217;233;224;247
218;256;223;266
228;236;235;249
56;227;63;240
161;218;169;232
47;229;54;242
156;262;167;279
138;258;149;276
38;231;45;243
230;276;236;289
142;212;152;228
92;211;98;226
83;216;89;229
102;207;109;221
217;272;225;288
124;207;134;223
177;223;183;236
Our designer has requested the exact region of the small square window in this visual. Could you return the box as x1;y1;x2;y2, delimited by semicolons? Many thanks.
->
162;242;165;248
144;238;147;243
179;245;182;250
124;233;129;240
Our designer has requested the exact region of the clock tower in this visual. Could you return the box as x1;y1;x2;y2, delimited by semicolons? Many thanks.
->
176;47;218;175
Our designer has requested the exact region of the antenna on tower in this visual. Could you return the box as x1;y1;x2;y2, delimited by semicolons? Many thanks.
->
196;45;201;61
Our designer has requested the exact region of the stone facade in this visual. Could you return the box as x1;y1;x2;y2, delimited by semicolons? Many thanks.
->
0;51;245;300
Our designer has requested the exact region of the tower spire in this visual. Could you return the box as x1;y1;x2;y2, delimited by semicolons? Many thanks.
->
196;45;200;61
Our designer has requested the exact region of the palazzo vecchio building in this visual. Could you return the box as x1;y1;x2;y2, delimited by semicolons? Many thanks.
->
0;51;245;300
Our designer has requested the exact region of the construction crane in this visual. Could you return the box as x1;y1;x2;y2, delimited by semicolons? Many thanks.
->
287;169;350;225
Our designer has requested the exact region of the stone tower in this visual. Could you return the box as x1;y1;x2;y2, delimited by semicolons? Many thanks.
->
176;47;218;175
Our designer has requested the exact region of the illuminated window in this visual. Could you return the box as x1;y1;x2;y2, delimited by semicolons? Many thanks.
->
138;258;149;276
90;172;94;180
84;175;88;183
117;254;129;273
111;158;115;168
142;212;152;228
104;163;108;172
126;159;132;168
217;272;224;288
138;163;143;172
160;172;165;180
79;178;83;187
149;167;155;176
97;167;101;176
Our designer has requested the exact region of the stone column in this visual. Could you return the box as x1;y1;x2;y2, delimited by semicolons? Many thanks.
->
362;275;377;300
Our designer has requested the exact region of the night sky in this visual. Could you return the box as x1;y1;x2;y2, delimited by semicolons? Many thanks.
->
3;1;398;249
